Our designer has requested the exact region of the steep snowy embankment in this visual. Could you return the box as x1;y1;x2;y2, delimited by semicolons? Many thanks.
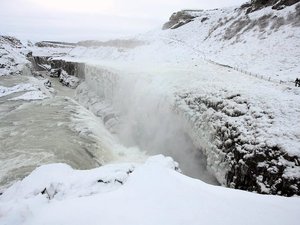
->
47;2;300;195
160;3;300;83
25;1;300;195
1;155;300;225
0;36;30;76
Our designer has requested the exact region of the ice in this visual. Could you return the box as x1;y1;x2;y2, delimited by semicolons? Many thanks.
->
9;90;48;101
0;83;38;97
1;2;300;223
0;156;300;225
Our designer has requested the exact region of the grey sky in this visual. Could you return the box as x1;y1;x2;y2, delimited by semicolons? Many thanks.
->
0;0;246;42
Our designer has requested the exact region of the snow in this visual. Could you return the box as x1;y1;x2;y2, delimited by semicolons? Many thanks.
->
60;3;300;84
45;3;300;191
1;155;299;225
0;3;300;223
0;36;29;76
59;70;80;88
9;90;48;101
0;83;37;97
162;4;300;83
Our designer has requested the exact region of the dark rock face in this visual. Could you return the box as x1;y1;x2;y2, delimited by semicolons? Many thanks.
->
244;0;300;13
35;41;76;48
30;56;85;79
226;145;300;196
0;36;23;48
0;36;29;76
175;92;300;196
162;10;200;30
205;2;300;43
50;59;84;78
28;55;84;89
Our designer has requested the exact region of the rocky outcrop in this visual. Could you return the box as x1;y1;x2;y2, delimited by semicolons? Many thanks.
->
242;0;300;13
28;55;83;89
30;56;85;79
163;1;300;31
74;64;300;196
35;41;76;48
0;36;30;76
175;92;300;196
162;10;201;30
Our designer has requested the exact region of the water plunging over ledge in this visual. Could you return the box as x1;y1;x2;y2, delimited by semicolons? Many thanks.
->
75;63;219;185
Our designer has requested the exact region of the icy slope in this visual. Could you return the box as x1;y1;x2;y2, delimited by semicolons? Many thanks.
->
64;3;300;83
28;2;300;195
72;59;300;195
0;36;30;76
1;155;299;225
160;3;300;83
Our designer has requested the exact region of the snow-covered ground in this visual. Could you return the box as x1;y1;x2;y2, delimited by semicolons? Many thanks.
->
0;37;28;77
1;2;300;224
0;73;147;191
160;4;300;83
1;155;300;225
47;3;300;194
62;3;300;84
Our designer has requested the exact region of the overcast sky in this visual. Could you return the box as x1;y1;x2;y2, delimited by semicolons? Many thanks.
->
0;0;246;42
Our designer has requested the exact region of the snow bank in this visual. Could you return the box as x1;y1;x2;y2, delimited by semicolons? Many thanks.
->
160;3;300;83
0;36;29;76
0;155;299;225
0;83;38;97
59;70;80;88
9;90;48;101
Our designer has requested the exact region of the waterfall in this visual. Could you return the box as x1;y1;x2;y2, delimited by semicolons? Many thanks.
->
76;64;219;184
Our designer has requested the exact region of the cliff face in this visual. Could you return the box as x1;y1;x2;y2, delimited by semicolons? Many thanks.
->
243;0;300;12
2;0;299;196
158;1;300;196
0;36;30;76
162;10;200;30
174;92;300;196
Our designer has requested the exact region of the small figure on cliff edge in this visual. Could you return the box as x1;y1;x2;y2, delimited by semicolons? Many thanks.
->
295;78;300;87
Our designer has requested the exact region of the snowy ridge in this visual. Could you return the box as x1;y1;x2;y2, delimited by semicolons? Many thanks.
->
63;3;300;83
0;36;30;76
174;90;300;194
1;3;300;224
1;155;300;225
72;61;300;195
12;0;299;196
160;3;300;82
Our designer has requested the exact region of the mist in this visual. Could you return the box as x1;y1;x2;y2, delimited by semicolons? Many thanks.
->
79;65;219;184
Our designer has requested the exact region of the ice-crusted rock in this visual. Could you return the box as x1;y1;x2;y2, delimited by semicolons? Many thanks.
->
35;41;76;48
31;56;85;79
242;0;300;13
162;10;201;30
0;36;30;76
29;55;84;89
174;91;300;196
0;155;178;201
59;70;80;88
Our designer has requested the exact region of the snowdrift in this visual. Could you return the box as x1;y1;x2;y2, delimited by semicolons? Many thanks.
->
1;155;300;225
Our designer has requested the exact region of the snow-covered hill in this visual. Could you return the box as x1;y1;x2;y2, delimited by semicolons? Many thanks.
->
1;1;300;224
63;2;300;84
38;1;300;196
161;1;300;83
1;155;300;225
0;36;30;76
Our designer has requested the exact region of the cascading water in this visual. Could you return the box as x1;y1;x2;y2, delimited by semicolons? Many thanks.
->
76;64;219;185
0;61;219;190
0;73;144;190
